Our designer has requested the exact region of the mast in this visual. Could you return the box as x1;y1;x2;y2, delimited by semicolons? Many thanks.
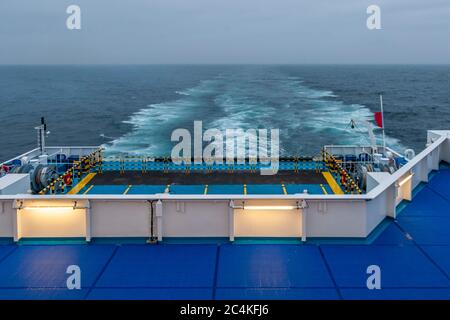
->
380;94;386;155
35;117;48;155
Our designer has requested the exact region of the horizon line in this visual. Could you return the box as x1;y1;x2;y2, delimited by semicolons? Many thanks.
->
1;63;450;66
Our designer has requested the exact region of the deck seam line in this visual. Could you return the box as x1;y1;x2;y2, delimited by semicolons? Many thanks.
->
78;286;338;289
3;285;450;289
211;245;221;300
83;245;120;300
394;221;450;282
0;246;18;266
317;245;343;300
83;184;94;195
425;185;450;204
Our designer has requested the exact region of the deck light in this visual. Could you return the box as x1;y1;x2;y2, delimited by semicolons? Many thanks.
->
13;200;88;210
398;173;414;187
243;205;299;211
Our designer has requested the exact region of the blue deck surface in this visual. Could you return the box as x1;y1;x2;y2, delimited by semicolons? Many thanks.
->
0;245;116;288
217;245;333;288
86;185;128;195
127;185;167;194
170;184;205;195
207;184;244;195
0;246;15;262
369;222;414;246
427;170;450;201
82;183;331;195
340;288;450;300
215;288;339;300
285;183;331;195
399;186;450;216
246;184;284;195
0;288;90;300
320;245;449;288
88;288;213;300
96;245;217;288
1;165;450;300
397;216;450;245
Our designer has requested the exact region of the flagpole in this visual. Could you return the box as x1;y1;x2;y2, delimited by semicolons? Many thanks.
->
380;94;386;155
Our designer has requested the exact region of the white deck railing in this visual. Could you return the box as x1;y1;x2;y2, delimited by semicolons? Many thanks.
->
1;132;449;202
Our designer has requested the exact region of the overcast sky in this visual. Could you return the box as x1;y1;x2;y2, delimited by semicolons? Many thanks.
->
0;0;449;64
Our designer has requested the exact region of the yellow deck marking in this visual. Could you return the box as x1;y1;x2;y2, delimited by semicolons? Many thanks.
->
319;184;328;195
281;184;287;195
243;184;247;195
83;185;94;195
124;185;132;195
165;184;170;193
204;184;208;195
322;172;343;195
68;173;97;195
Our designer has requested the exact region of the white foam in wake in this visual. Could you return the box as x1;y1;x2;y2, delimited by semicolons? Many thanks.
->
105;72;403;157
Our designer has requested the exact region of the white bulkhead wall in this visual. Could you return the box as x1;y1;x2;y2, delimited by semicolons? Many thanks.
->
90;200;152;237
0;200;15;237
162;200;230;237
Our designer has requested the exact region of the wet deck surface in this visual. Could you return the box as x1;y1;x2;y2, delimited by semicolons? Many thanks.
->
0;165;450;300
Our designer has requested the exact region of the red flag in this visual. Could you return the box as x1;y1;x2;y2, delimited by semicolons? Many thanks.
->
374;111;383;128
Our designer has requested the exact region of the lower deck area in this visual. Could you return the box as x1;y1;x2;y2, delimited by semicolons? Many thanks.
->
72;170;337;195
0;166;449;300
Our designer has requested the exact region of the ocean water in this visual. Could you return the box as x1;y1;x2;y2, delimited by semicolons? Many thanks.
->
0;65;449;161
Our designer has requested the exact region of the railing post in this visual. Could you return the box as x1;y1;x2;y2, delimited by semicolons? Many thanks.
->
13;208;20;242
156;200;163;242
387;184;396;219
430;147;440;171
418;158;429;183
301;207;306;242
85;200;91;242
228;200;234;242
